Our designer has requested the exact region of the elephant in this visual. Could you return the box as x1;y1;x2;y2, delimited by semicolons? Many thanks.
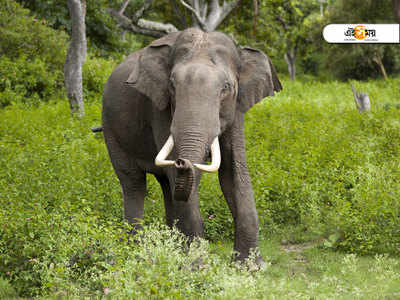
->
101;28;282;266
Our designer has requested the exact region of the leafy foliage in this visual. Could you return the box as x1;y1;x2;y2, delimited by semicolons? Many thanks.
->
0;52;117;108
16;0;145;57
82;56;118;100
0;1;119;107
259;0;319;54
0;56;64;107
0;0;68;68
247;77;400;253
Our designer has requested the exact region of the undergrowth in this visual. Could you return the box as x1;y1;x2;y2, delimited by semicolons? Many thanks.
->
1;78;400;296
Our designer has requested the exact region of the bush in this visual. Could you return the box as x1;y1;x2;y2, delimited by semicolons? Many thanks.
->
0;1;119;107
1;78;400;296
0;1;68;107
0;1;68;70
0;56;64;107
0;277;17;299
0;216;261;298
83;56;117;100
0;54;117;107
245;77;400;253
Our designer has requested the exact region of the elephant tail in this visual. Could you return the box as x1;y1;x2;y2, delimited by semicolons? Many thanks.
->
91;126;103;133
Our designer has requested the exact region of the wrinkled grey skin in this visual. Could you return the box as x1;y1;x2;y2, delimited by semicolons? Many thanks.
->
102;28;282;266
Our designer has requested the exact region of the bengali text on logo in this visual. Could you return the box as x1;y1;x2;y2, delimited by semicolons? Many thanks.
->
323;24;399;43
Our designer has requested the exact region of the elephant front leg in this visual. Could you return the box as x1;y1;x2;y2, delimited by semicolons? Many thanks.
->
218;114;265;267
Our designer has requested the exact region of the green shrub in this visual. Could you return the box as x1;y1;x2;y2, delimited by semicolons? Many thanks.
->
83;56;117;100
0;277;17;299
1;77;400;296
245;77;400;253
0;56;63;107
16;0;145;58
0;1;68;107
0;0;68;70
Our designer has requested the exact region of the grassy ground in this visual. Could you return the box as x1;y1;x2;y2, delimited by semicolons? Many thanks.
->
217;238;400;299
2;225;400;299
1;77;400;298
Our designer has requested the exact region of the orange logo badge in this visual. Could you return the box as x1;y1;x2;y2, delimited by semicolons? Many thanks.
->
354;25;367;40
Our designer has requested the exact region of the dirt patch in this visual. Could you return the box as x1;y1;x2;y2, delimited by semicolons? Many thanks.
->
281;243;315;253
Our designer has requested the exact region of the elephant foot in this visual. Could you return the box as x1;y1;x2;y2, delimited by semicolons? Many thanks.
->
254;255;267;270
237;255;267;271
232;250;266;271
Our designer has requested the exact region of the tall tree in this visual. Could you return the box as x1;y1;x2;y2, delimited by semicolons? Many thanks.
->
260;0;318;81
107;0;240;37
393;0;400;23
253;0;258;36
65;0;86;116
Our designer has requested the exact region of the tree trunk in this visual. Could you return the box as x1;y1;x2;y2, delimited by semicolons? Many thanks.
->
180;0;239;32
65;0;86;117
253;0;258;36
284;49;296;81
372;54;388;80
393;0;400;23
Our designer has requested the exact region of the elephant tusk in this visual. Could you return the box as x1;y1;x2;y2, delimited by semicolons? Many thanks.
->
193;137;221;173
155;135;175;167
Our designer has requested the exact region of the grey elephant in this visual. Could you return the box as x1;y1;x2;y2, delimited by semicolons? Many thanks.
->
101;28;282;266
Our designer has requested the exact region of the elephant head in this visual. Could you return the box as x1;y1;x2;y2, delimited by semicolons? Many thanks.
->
125;28;281;202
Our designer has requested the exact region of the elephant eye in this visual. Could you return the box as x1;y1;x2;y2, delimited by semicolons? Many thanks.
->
222;82;231;93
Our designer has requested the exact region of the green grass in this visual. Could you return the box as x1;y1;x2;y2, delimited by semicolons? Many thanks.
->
0;77;400;297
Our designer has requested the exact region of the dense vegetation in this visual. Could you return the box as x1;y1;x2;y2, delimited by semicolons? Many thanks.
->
0;1;120;109
1;77;400;296
1;0;400;298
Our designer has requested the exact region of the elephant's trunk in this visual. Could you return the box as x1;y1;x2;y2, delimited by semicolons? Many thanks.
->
173;132;207;202
154;134;221;202
174;158;195;202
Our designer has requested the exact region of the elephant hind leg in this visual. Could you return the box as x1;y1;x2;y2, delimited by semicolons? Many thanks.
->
104;132;146;233
120;169;146;232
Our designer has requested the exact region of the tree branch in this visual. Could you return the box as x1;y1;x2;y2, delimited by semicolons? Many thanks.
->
107;0;177;38
138;18;178;33
109;0;240;38
221;0;240;22
132;0;153;22
119;0;131;15
276;15;289;31
210;0;219;13
206;0;240;31
180;0;207;30
200;1;208;19
107;8;175;37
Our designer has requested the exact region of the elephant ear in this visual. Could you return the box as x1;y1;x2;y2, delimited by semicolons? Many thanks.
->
238;47;282;113
125;32;180;111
